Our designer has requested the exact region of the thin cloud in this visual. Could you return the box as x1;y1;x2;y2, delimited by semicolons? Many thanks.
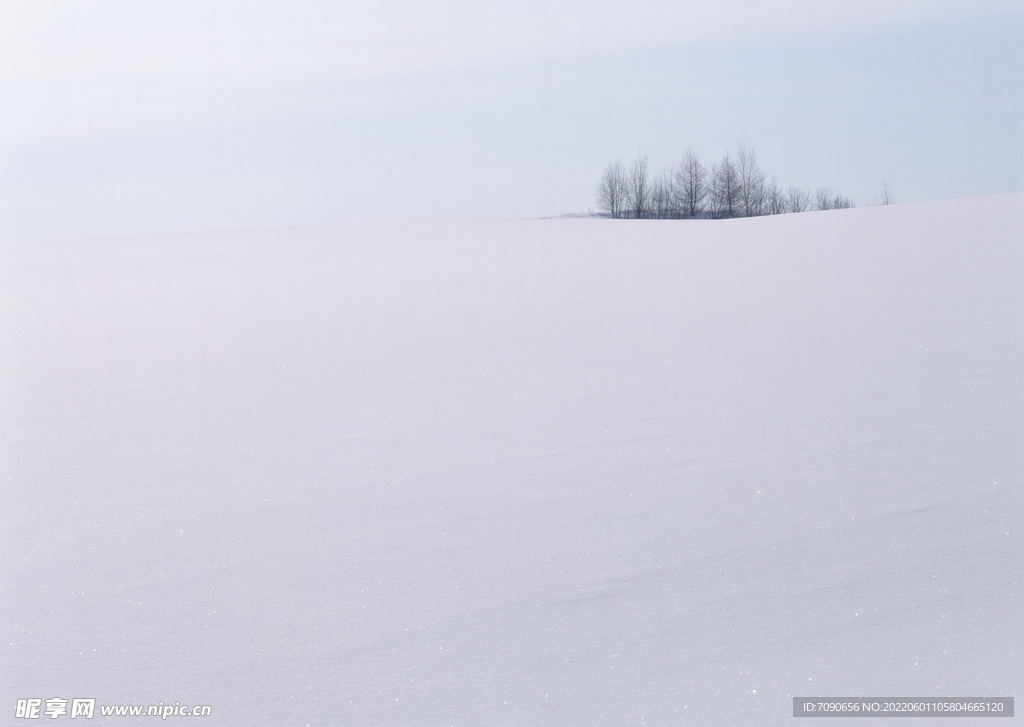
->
2;0;1020;86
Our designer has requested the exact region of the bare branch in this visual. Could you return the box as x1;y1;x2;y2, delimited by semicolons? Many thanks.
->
875;181;895;205
629;155;650;219
596;161;629;218
674;149;707;218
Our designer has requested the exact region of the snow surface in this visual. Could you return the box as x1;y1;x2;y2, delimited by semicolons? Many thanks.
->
2;194;1022;725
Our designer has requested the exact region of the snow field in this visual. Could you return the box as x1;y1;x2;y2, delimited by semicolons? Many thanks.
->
2;194;1022;725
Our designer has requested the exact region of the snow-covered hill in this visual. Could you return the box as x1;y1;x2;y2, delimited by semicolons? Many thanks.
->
2;194;1021;725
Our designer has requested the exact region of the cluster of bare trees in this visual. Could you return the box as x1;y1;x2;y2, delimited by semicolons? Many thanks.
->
597;146;857;219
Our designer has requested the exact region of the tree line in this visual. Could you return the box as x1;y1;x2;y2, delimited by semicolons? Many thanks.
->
596;146;863;219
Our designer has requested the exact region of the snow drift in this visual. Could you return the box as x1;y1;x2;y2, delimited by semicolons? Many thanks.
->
2;194;1021;725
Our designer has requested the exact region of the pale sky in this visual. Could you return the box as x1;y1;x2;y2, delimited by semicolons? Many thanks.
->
1;0;1022;240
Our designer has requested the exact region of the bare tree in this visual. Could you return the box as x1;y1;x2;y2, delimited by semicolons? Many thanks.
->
596;146;856;220
764;177;786;215
708;153;741;219
674;149;707;218
737;146;766;217
875;181;895;205
628;155;651;219
787;186;810;213
814;186;834;211
831;194;855;209
650;166;676;219
596;160;628;218
815;185;855;210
